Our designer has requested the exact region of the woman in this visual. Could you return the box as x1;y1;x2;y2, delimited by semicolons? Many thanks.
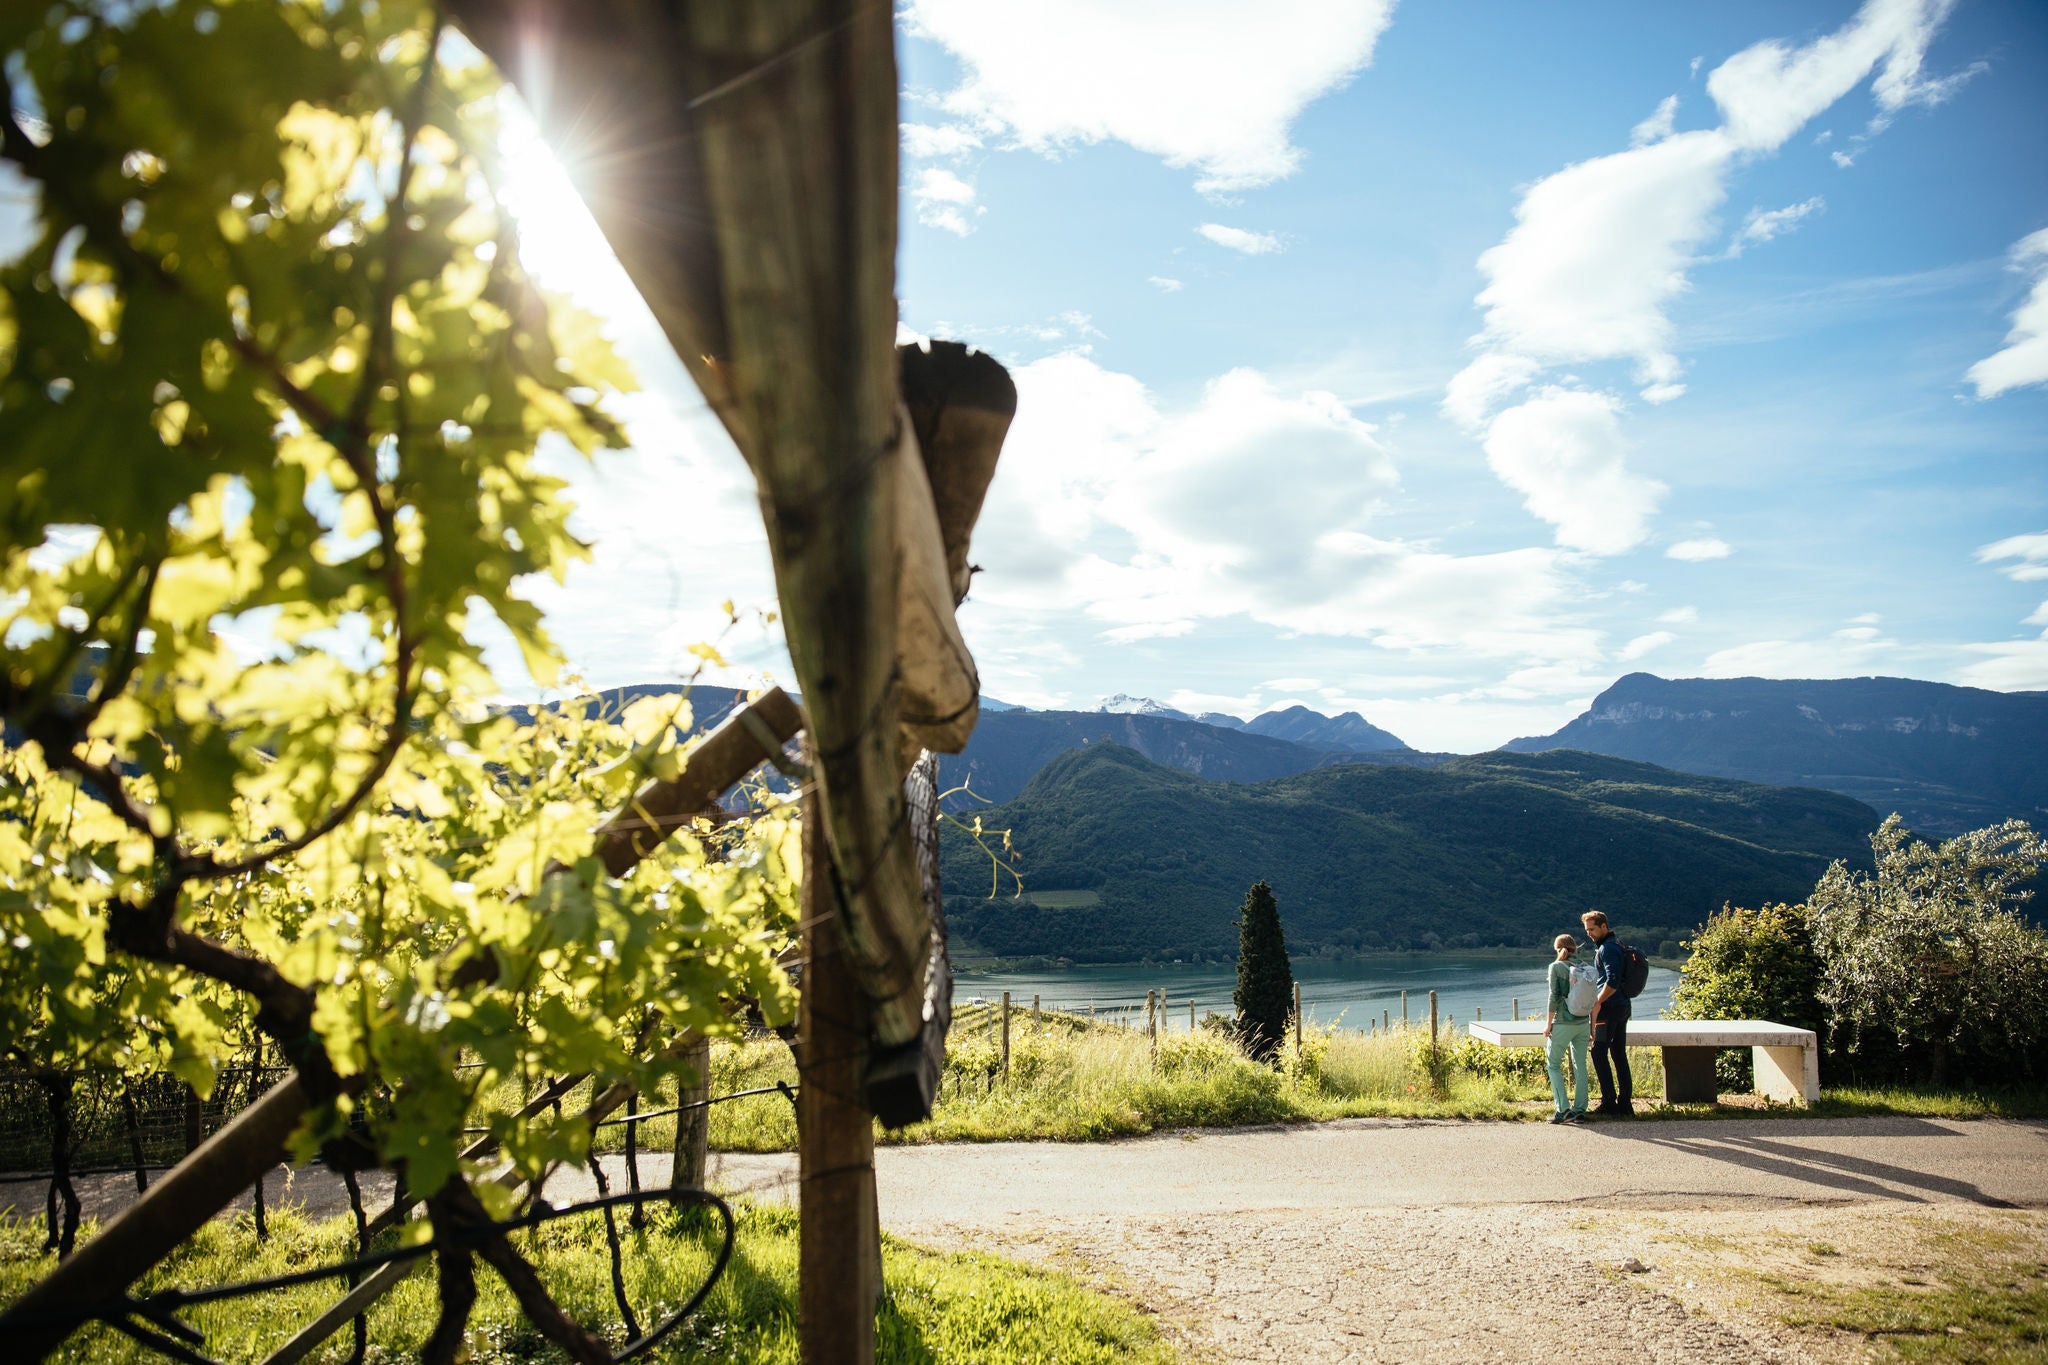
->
1543;932;1592;1124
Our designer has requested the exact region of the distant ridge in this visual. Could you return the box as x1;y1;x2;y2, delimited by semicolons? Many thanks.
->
1504;673;2048;835
1244;704;1405;753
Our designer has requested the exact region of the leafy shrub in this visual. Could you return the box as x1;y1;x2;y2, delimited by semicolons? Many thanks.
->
1668;901;1824;1087
1807;817;2048;1086
1280;1018;1332;1092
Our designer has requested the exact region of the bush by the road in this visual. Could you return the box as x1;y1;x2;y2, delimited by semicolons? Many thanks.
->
1669;817;2048;1089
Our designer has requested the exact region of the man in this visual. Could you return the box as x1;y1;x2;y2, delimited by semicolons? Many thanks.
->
1582;909;1633;1117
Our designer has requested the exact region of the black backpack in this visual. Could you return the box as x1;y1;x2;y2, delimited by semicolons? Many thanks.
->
1618;941;1650;999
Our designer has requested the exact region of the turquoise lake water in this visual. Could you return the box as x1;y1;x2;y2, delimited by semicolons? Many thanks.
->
952;952;1676;1034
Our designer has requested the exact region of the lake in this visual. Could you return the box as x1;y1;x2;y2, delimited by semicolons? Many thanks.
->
952;953;1677;1033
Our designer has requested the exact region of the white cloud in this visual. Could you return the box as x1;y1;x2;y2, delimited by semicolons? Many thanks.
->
1977;531;2048;582
1444;0;1964;558
1466;130;1734;382
1631;95;1680;146
902;122;983;158
1831;149;1858;168
1198;223;1283;255
1101;620;1197;643
1705;0;1965;154
1441;352;1541;431
1666;537;1733;561
1729;196;1825;256
1701;625;1901;679
1657;605;1700;624
1618;630;1676;661
1148;275;1185;293
1966;229;2048;399
1955;640;2048;691
911;166;980;235
905;0;1396;194
1480;388;1665;555
965;353;1608;673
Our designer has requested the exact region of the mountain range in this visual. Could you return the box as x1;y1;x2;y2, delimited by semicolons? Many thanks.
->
526;675;2047;840
938;743;1880;963
1505;674;2048;836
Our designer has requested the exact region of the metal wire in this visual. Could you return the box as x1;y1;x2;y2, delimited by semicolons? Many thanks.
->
16;1188;738;1365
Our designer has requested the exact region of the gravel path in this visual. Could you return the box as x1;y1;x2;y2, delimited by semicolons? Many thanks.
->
10;1116;2045;1363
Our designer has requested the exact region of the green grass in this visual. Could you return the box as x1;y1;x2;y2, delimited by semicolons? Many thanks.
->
1757;1220;2048;1362
0;1204;1174;1364
681;1017;2048;1151
411;1015;2048;1162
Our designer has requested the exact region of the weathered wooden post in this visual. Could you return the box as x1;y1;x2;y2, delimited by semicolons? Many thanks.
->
1402;991;1409;1030
1429;991;1440;1060
1032;993;1040;1028
672;1035;711;1198
796;772;880;1362
1513;998;1520;1021
1189;999;1196;1033
1383;1008;1390;1033
1001;991;1012;1079
1293;982;1303;1049
1476;1006;1483;1023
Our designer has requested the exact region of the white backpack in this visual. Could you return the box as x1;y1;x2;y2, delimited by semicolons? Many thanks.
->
1565;962;1599;1017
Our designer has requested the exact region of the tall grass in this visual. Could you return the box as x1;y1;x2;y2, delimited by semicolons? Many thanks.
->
679;1012;1680;1149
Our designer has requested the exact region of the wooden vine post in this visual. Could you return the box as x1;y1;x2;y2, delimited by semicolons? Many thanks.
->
440;5;1016;1360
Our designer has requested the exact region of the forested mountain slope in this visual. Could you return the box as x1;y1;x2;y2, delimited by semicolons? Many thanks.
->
940;744;1878;962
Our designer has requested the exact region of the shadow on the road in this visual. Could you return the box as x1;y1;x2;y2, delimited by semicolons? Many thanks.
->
1583;1119;2019;1208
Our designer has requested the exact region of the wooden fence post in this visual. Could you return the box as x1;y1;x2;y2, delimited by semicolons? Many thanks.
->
1032;994;1040;1027
673;1034;711;1198
1189;999;1196;1034
1401;991;1409;1029
1429;991;1439;1061
1000;992;1011;1079
1513;998;1520;1021
121;1090;148;1193
798;780;880;1365
1382;1009;1390;1033
1293;982;1303;1049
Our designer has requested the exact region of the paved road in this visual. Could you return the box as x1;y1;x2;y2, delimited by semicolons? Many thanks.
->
835;1114;2048;1225
10;1115;2045;1229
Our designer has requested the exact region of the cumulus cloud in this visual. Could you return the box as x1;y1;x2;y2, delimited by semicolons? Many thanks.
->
1148;275;1185;293
1666;537;1733;561
904;0;1396;194
911;166;980;235
1966;229;2048;398
965;353;1607;674
1198;223;1283;255
1480;389;1666;555
1443;0;1965;554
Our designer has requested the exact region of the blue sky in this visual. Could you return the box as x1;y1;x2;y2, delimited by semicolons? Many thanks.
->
451;2;2048;749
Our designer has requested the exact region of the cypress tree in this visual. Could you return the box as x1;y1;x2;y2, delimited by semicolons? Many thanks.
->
1233;880;1294;1062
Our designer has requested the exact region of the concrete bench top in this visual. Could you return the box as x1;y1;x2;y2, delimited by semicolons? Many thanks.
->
1468;1019;1817;1049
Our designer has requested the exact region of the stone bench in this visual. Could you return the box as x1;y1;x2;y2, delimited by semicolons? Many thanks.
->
1466;1018;1820;1105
